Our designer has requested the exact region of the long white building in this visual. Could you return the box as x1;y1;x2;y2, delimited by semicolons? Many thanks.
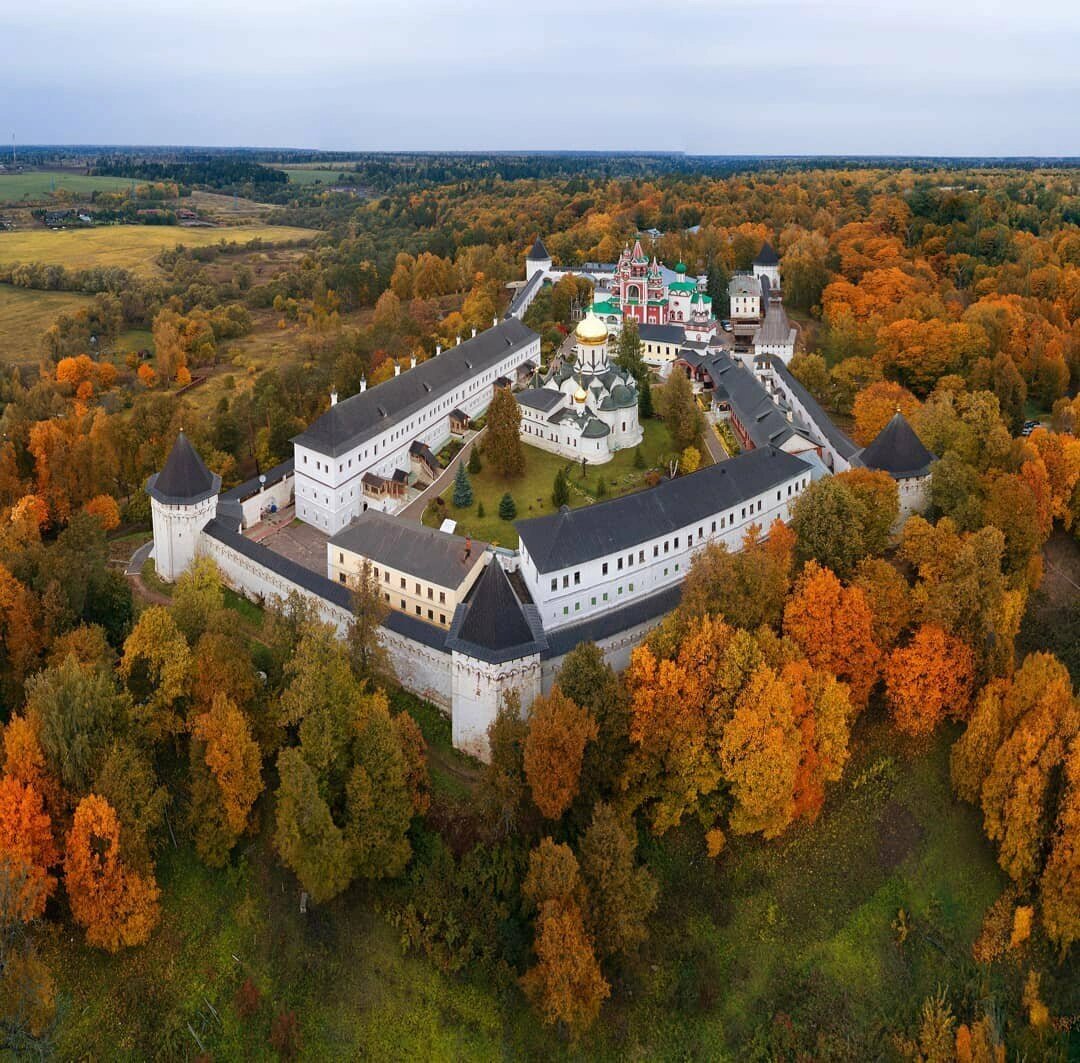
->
292;318;540;533
516;445;812;630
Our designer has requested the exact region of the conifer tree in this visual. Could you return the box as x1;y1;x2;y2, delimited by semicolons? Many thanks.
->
466;446;482;474
499;493;517;520
552;467;570;507
484;387;524;478
638;374;654;419
452;464;473;508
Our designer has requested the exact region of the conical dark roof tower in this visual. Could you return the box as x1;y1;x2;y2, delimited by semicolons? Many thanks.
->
147;431;220;504
754;241;779;266
447;559;546;663
526;236;550;261
858;412;935;479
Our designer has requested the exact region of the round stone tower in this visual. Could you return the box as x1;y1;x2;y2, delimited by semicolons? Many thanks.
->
146;430;220;582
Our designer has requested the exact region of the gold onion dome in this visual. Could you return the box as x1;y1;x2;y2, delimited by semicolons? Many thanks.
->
575;312;608;345
574;386;588;403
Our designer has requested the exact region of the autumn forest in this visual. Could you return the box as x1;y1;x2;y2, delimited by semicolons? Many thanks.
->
0;154;1079;1058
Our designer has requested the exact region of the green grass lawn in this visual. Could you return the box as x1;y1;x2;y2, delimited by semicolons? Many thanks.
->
425;418;692;548
0;171;138;203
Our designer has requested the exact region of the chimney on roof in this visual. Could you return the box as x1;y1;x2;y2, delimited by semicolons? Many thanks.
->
410;354;416;369
330;390;338;406
394;363;401;376
359;377;367;392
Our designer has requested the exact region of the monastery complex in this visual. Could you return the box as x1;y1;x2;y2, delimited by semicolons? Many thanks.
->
148;236;936;759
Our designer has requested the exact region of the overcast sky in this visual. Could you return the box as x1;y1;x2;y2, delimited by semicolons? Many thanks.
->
4;0;1078;155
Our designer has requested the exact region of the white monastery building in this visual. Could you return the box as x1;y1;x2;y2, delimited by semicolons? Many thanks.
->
516;312;642;465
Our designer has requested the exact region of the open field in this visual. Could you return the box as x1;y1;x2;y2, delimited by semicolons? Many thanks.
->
0;171;137;204
188;189;275;219
424;418;694;548
0;223;319;275
41;713;1030;1059
278;164;350;186
0;284;93;362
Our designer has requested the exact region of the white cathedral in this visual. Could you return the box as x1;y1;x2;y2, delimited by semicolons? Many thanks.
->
515;311;643;464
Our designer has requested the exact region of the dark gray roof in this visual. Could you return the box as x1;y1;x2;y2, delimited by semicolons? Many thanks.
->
771;359;859;460
220;457;294;503
446;559;547;664
698;352;804;451
147;432;220;505
527;236;550;261
754;241;779;266
202;519;448;651
582;418;610;438
506;270;545;319
544;583;682;658
293;318;538;458
516;446;811;574
755;298;795;347
516;387;564;413
329;511;487;588
639;323;686;345
857;413;935;479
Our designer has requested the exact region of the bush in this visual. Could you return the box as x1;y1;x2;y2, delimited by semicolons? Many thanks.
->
596;477;607;498
234;977;262;1021
477;501;485;518
633;446;645;469
498;493;517;520
552;467;570;507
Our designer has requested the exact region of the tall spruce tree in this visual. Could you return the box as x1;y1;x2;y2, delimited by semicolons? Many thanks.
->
452;463;473;507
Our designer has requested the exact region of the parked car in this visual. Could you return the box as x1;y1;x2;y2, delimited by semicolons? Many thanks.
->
721;319;733;332
1020;420;1040;436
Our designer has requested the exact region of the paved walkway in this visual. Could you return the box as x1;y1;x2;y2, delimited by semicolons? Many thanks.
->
126;539;154;576
399;428;485;521
703;419;730;464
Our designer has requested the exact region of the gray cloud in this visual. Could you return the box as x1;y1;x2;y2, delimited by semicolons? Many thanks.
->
3;0;1078;152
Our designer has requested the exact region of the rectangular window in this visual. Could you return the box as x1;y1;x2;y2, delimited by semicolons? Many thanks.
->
562;575;569;589
590;596;597;606
575;602;580;611
602;562;608;575
400;599;406;609
563;606;569;616
440;614;446;625
415;606;421;616
400;578;406;589
574;571;581;585
338;551;344;563
674;537;679;548
653;545;659;558
639;550;645;563
617;557;623;571
338;573;346;584
384;592;390;602
439;591;446;604
427;587;433;600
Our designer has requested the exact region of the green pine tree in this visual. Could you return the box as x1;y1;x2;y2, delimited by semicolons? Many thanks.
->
477;500;485;518
638;375;654;419
498;493;517;521
552;467;570;507
633;446;645;469
452;463;473;508
467;447;482;474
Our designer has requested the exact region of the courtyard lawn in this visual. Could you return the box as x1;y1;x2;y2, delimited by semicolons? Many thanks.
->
425;418;694;548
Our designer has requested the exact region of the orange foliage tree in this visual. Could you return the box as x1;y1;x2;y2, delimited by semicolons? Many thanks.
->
0;775;59;921
523;686;598;820
852;380;920;445
64;794;161;952
884;624;977;737
783;562;881;708
82;494;120;531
